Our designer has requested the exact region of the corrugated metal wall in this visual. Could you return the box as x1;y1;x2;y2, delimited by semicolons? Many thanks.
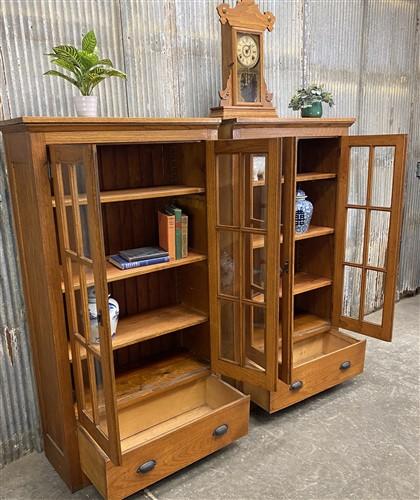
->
0;0;418;466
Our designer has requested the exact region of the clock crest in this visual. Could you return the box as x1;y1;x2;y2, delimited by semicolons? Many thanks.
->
210;0;277;119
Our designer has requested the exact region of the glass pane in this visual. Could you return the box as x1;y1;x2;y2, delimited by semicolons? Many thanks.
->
344;208;365;264
79;205;92;259
342;265;362;319
219;300;239;363
82;359;93;418
252;155;266;185
217;154;239;226
93;357;108;436
371;147;394;207
367;211;390;268
243;233;266;302
243;304;266;370
363;270;385;325
348;147;369;205
219;231;239;297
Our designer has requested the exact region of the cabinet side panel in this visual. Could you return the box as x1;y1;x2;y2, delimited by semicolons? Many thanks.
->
3;132;85;490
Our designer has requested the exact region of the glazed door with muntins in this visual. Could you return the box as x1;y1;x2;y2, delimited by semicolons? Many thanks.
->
333;135;406;341
50;144;121;465
206;139;282;391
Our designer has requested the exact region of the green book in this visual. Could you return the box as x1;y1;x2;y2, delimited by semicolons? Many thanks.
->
165;205;182;259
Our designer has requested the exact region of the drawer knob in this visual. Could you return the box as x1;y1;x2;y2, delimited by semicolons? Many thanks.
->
213;424;229;437
290;380;303;391
137;460;156;474
340;360;351;370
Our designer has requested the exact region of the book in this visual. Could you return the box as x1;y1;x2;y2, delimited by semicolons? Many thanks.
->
119;246;168;263
158;211;176;260
108;254;170;270
165;205;182;259
181;214;188;258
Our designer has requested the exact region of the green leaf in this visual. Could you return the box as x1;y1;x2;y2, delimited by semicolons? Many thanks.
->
43;70;80;89
52;46;81;68
82;30;97;53
98;58;113;66
103;69;127;79
79;50;99;69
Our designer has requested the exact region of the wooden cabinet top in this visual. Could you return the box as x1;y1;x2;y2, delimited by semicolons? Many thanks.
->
219;117;356;139
0;116;222;144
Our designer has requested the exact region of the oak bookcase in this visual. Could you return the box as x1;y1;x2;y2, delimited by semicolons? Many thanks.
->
0;117;406;499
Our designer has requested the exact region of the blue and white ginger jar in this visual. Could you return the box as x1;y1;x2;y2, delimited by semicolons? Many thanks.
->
295;188;313;234
88;288;119;343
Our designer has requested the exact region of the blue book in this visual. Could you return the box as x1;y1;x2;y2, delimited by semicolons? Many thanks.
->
108;254;170;270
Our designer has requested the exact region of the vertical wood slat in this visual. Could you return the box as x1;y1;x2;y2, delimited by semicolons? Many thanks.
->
358;146;375;322
51;159;86;411
279;138;295;385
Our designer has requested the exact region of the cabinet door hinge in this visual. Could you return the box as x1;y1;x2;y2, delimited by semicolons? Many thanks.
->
281;261;289;275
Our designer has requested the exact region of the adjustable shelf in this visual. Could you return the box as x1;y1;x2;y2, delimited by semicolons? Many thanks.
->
61;251;207;291
296;172;336;182
69;305;208;361
52;185;205;206
293;313;331;342
295;225;334;241
113;353;209;408
292;272;332;296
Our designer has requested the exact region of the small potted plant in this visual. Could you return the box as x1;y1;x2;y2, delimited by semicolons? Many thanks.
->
288;84;334;118
44;30;126;117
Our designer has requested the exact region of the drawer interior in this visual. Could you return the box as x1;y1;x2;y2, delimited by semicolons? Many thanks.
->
293;330;358;366
118;375;244;452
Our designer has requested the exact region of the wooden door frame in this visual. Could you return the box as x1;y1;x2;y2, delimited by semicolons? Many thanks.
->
332;134;407;341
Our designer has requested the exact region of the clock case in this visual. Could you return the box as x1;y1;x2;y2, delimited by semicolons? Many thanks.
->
210;0;278;119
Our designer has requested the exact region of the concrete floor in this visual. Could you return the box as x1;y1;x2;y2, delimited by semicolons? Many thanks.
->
1;295;419;500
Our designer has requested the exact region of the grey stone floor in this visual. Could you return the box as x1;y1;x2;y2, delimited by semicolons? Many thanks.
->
1;295;419;500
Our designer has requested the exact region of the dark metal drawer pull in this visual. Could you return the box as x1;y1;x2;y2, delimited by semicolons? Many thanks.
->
137;460;156;474
213;424;229;437
290;380;303;391
340;361;351;370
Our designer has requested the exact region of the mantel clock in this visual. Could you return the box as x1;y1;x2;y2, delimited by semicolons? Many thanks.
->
210;0;277;119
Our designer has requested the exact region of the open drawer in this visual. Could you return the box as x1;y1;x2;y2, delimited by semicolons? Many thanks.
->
78;374;250;500
244;329;366;413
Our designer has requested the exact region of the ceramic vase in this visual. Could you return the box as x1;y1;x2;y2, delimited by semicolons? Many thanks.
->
88;288;119;343
301;101;322;118
295;188;313;234
74;95;98;117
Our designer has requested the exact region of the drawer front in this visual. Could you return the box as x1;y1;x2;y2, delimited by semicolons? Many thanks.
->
107;398;249;498
270;334;366;412
79;376;249;500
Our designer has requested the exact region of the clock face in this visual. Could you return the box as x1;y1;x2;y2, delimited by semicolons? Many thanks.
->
237;34;259;69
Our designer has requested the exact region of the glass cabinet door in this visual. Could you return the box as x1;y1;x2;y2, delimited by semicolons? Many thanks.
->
206;139;281;391
333;135;407;341
50;145;121;464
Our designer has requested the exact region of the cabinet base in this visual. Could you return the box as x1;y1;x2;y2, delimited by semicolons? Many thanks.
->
243;331;366;413
210;106;278;119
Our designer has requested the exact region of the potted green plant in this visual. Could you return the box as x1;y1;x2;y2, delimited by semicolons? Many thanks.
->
44;30;126;117
288;84;334;118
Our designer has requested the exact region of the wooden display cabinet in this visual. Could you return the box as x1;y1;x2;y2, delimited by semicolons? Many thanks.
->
218;118;406;412
0;117;406;499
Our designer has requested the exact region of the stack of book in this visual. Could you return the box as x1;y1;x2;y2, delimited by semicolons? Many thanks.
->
108;247;169;270
158;205;188;260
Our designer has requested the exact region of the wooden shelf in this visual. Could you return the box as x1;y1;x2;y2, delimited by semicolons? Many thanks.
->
52;185;205;206
252;179;266;187
114;353;209;408
62;251;207;291
252;313;331;351
293;272;332;296
253;273;332;302
296;172;336;182
293;313;331;342
295;225;334;241
69;305;208;361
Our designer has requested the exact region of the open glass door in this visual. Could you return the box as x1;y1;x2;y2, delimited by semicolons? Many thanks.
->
50;145;121;464
333;135;407;341
206;139;281;391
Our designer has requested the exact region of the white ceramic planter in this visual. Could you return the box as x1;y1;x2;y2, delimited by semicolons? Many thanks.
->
88;288;119;343
74;95;98;117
